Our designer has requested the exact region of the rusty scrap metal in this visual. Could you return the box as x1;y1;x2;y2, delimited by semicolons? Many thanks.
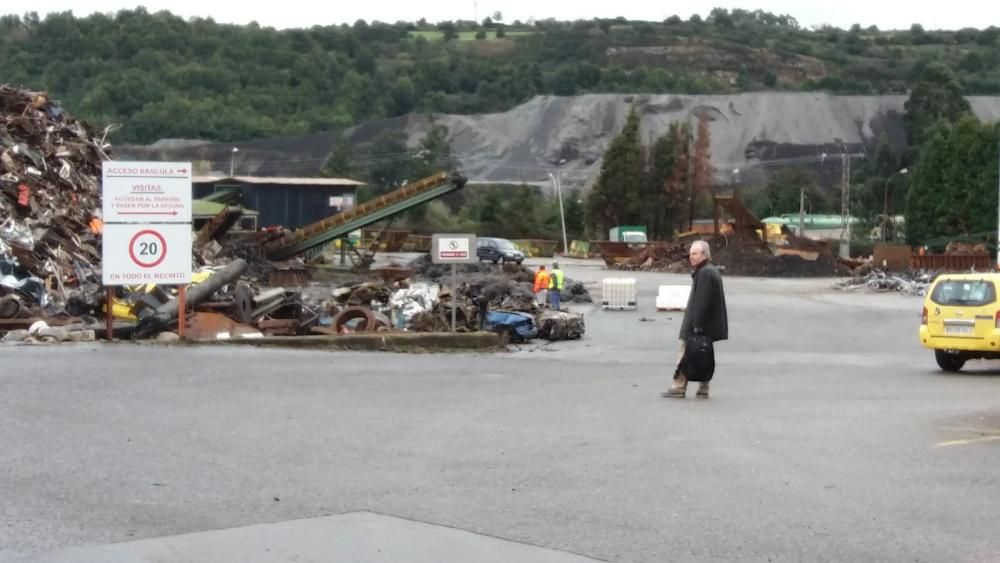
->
536;310;586;341
136;259;248;336
332;306;377;332
835;269;934;296
0;85;109;311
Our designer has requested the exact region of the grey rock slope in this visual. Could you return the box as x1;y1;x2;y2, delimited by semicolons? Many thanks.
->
123;93;1000;188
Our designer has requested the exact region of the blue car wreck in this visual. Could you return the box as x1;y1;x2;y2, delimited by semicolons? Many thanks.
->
483;310;537;343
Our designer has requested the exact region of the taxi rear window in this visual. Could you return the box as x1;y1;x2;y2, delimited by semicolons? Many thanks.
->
930;279;997;306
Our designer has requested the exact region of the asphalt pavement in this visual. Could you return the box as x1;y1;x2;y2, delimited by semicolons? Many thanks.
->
1;260;998;562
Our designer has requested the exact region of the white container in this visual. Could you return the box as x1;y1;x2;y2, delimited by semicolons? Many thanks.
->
601;278;637;310
656;285;690;311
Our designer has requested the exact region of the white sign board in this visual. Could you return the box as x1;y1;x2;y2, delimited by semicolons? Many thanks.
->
102;161;192;223
431;234;477;264
102;223;192;285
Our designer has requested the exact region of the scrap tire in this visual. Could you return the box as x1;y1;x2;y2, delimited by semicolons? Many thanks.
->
934;350;966;372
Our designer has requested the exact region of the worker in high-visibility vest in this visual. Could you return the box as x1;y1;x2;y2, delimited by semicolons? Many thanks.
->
533;265;550;308
548;261;565;310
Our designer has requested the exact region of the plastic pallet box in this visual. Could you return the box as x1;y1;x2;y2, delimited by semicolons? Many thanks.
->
601;278;637;310
656;285;690;311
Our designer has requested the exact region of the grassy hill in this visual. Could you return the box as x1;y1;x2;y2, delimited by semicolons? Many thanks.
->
1;8;998;143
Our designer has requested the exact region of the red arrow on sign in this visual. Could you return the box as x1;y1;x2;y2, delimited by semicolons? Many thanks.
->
119;210;178;216
176;168;188;174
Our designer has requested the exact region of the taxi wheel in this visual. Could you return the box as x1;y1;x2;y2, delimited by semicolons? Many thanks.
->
934;350;966;372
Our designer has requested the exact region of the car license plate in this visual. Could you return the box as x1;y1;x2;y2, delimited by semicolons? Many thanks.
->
945;325;974;336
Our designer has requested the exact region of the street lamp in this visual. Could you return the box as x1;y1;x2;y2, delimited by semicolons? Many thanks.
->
882;167;908;241
230;147;239;177
548;171;569;257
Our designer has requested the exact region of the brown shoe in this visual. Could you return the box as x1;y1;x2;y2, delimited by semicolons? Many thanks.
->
661;388;686;398
696;383;710;398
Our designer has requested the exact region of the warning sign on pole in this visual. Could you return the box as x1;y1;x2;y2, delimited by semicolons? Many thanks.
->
431;234;477;264
101;223;192;286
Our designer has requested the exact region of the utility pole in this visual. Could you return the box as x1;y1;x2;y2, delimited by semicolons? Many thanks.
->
549;172;569;257
839;151;851;258
996;132;1000;269
798;188;806;237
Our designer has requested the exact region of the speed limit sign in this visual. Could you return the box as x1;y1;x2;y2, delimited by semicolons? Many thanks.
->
102;223;192;285
128;229;168;268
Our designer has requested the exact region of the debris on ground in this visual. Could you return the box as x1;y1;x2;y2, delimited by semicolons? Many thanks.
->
536;310;586;341
0;85;589;346
610;229;849;277
834;269;936;296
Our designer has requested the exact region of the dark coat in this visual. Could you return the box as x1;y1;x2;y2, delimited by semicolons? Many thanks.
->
679;261;728;342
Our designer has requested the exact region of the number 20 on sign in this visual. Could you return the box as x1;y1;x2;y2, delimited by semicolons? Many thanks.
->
128;229;167;268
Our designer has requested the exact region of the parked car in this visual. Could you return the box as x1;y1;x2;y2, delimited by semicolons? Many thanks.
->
476;237;524;264
919;273;1000;372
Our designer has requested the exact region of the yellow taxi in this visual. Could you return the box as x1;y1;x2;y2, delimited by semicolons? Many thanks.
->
920;273;1000;372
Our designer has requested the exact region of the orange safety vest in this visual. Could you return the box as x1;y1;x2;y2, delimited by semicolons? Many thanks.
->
534;271;550;293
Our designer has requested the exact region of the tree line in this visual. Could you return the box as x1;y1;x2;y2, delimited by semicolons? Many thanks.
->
587;60;999;247
3;8;1000;144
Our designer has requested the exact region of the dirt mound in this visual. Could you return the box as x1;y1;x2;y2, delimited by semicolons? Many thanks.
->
612;233;846;277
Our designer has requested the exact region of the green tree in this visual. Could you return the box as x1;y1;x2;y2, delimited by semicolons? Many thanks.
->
586;107;643;233
438;22;458;41
390;76;416;114
562;188;585;239
904;62;971;146
642;132;678;240
852;135;903;237
744;167;829;220
905;116;1000;244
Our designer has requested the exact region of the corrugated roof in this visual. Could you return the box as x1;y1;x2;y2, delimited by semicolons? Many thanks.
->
193;175;364;187
192;199;260;217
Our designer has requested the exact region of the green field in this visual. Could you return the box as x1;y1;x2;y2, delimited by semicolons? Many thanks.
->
408;30;535;41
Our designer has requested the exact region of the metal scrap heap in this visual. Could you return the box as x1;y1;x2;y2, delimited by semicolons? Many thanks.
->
0;85;111;319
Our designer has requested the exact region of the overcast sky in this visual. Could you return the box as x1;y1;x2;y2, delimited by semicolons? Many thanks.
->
2;1;997;31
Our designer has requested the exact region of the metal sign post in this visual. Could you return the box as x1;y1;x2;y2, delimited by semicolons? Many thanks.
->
431;234;477;333
451;263;457;332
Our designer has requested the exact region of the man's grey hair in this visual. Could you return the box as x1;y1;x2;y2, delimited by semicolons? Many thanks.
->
691;240;711;259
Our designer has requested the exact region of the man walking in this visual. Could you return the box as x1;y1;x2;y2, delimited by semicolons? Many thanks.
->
662;240;728;399
533;265;550;308
548;261;565;311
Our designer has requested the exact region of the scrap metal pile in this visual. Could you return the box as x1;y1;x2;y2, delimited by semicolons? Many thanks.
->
0;84;588;345
834;269;935;297
0;85;111;324
394;255;589;342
